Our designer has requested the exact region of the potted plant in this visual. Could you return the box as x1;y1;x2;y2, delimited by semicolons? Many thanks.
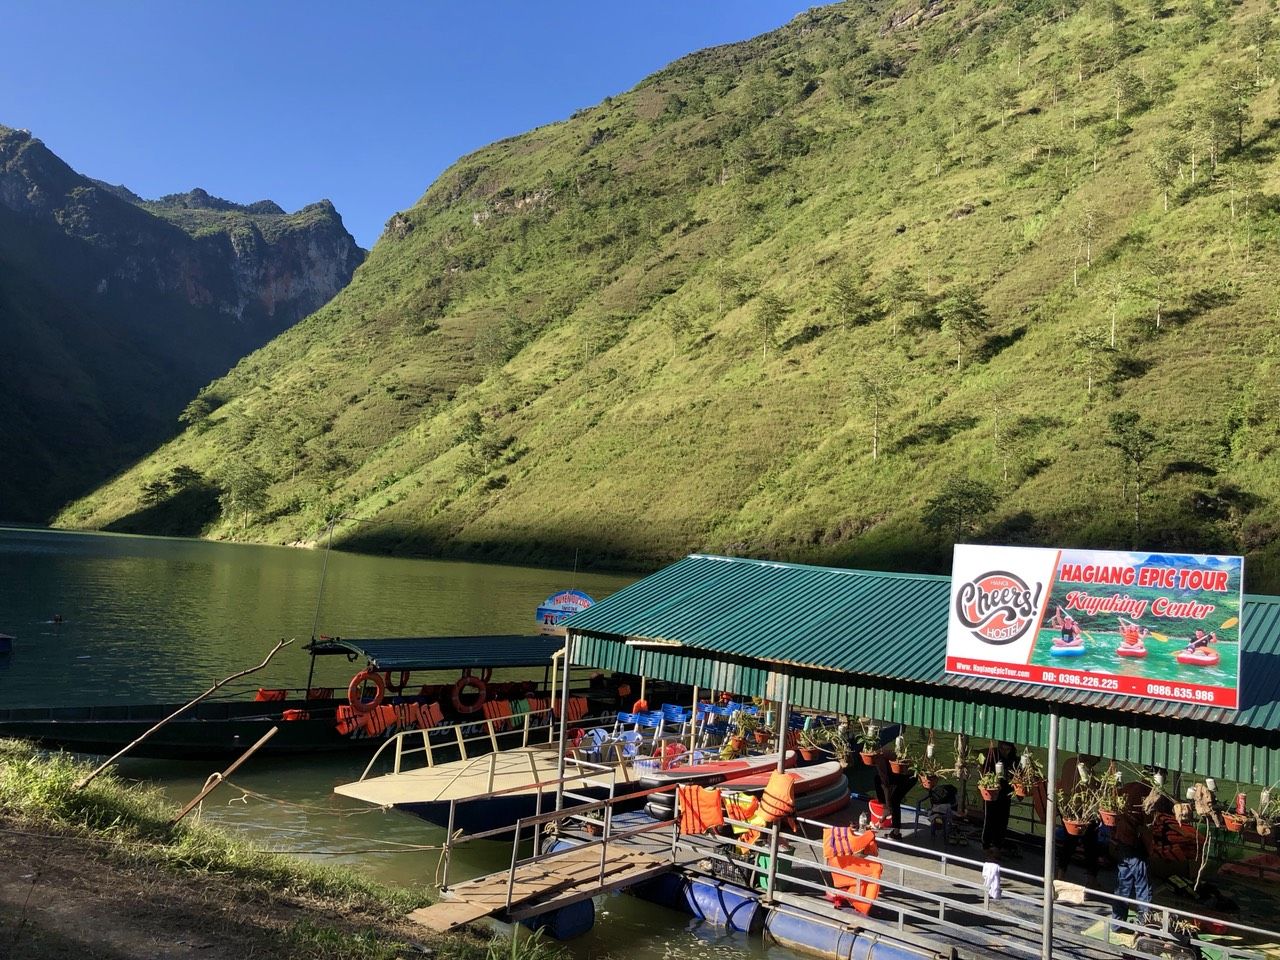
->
856;722;881;766
1058;785;1098;836
731;710;757;750
889;734;914;775
977;769;1003;803
913;745;945;790
1010;751;1045;798
798;726;825;762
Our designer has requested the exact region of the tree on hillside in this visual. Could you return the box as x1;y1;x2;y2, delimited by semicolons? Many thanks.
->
1210;64;1254;152
140;478;170;507
1094;271;1133;348
1243;15;1273;85
168;465;204;491
936;285;990;370
922;476;998;542
1069;203;1104;286
828;269;881;328
878;267;926;336
1146;135;1186;211
711;264;751;319
1071;327;1113;398
179;396;213;433
1136;248;1177;330
1105;411;1159;536
218;464;270;533
1214;160;1263;222
853;348;903;461
753;292;787;362
1111;65;1146;122
990;73;1021;128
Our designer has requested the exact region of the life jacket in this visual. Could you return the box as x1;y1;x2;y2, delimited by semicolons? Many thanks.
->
421;701;445;728
306;687;334;701
482;699;513;730
631;699;649;714
822;827;883;915
254;688;287;702
335;704;360;736
1150;813;1198;862
568;696;589;722
724;793;762;851
396;702;423;730
1120;624;1140;644
760;771;798;823
677;785;726;834
361;704;397;738
281;709;309;721
527;696;550;716
660;741;687;769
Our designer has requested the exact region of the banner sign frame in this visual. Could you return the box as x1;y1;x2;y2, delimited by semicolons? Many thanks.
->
944;545;1243;710
536;589;595;636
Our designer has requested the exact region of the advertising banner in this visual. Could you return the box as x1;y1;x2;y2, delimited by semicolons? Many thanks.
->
945;545;1243;709
536;589;595;636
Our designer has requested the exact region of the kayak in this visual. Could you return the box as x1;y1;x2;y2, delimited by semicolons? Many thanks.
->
1176;648;1220;666
637;751;795;789
1116;643;1148;658
1050;644;1086;657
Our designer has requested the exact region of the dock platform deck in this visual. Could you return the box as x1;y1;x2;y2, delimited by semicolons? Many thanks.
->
409;844;673;931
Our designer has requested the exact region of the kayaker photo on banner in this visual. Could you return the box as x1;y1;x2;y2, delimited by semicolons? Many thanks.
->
946;545;1243;709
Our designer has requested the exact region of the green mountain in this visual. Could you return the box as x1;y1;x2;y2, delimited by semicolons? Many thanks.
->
57;0;1280;589
0;126;364;521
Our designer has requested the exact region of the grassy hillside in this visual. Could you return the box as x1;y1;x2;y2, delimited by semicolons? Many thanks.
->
59;0;1280;589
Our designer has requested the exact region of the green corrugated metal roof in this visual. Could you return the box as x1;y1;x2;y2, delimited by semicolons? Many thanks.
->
308;635;562;671
566;554;1280;782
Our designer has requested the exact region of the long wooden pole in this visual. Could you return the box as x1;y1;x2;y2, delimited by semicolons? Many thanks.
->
75;638;294;789
169;726;279;824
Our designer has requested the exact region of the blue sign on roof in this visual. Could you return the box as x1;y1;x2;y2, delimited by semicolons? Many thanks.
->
537;589;595;636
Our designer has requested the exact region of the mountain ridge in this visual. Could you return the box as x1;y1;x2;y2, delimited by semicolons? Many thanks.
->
0;124;365;520
55;0;1280;590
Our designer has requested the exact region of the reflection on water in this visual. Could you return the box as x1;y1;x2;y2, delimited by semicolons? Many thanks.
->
0;528;784;960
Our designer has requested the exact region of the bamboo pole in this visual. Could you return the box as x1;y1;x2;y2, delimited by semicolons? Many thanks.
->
169;726;279;824
75;638;294;789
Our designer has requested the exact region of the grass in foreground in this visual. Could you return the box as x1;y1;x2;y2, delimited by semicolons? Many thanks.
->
0;740;555;960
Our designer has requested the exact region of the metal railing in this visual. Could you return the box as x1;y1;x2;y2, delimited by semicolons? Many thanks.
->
678;808;1277;960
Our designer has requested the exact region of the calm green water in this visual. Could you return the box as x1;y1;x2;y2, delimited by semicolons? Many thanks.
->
0;527;778;960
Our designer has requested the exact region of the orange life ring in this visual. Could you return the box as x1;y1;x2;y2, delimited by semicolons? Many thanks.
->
451;675;486;714
348;670;385;714
384;669;412;693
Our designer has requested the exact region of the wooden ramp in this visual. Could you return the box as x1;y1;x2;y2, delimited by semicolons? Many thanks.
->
409;846;673;931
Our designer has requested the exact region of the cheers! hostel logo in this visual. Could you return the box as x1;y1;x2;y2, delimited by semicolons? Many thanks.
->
955;571;1044;645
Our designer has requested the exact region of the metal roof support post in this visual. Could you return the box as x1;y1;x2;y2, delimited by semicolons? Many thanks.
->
1041;708;1059;960
776;671;791;773
555;634;574;812
690;685;699;752
640;675;646;705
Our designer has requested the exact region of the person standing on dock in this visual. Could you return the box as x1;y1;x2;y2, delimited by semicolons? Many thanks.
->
872;746;914;840
1110;777;1158;929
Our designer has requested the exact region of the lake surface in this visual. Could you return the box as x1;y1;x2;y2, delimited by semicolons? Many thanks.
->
0;527;780;960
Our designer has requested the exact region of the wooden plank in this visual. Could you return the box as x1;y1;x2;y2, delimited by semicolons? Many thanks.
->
407;847;672;933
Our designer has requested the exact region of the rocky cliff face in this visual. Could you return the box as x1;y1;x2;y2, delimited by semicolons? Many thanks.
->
0;124;364;521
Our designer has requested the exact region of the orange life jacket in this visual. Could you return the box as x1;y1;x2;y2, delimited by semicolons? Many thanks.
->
822;827;883;915
335;704;360;736
1120;624;1140;644
677;785;726;834
254;688;287;702
396;702;423;730
306;687;334;700
483;699;513;730
760;771;798;823
361;704;397;738
421;702;445;728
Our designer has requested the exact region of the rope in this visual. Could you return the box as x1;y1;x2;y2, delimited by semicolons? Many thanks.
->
220;779;395;818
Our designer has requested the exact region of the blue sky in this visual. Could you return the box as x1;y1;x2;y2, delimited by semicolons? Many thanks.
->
1;1;815;248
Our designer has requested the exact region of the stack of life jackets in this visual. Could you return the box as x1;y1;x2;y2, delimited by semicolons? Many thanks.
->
822;827;883;915
677;785;727;835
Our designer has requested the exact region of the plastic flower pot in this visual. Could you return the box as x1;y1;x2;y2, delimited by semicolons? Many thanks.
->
889;759;909;775
1221;813;1246;833
918;773;938;790
1063;818;1090;836
1013;782;1029;798
754;730;770;745
799;748;816;762
979;786;1000;802
1099;809;1118;827
860;751;878;766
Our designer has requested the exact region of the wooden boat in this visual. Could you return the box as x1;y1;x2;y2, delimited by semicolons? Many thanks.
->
0;634;607;760
643;758;845;820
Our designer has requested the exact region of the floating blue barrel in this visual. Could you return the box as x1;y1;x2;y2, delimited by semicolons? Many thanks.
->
684;877;762;933
521;897;595;940
765;906;936;960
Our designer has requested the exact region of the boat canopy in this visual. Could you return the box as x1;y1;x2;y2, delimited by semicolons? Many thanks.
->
307;635;566;671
